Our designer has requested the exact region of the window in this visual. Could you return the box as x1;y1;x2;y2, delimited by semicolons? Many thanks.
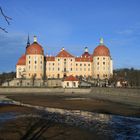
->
103;57;105;60
84;64;86;66
53;63;54;66
67;82;69;86
58;59;60;61
97;57;99;60
64;59;66;61
97;62;99;65
71;68;72;71
40;61;42;64
71;59;72;61
29;61;30;64
103;62;105;65
35;61;37;64
58;68;60;71
76;63;78;66
80;64;82;66
88;64;90;66
73;82;76;87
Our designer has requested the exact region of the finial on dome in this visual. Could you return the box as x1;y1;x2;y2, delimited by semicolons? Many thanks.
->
100;37;104;44
61;47;65;51
85;47;88;52
34;36;37;42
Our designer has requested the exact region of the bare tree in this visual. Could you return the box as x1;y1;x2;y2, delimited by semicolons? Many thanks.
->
0;6;12;33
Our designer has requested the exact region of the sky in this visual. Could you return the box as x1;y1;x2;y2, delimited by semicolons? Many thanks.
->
0;0;140;72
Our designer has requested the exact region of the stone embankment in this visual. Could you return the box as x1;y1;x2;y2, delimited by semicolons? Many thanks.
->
0;87;140;106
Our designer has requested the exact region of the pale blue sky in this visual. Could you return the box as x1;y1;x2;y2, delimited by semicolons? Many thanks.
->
0;0;140;72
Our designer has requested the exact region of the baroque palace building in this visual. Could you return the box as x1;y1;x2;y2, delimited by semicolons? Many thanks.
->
16;36;113;80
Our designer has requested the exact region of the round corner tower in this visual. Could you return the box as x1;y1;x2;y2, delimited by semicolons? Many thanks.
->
25;36;44;79
92;38;113;79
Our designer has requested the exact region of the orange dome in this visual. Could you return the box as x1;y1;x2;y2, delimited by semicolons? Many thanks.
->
93;45;110;57
16;54;26;65
26;42;44;55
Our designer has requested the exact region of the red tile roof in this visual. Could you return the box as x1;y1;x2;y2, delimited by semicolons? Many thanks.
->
56;49;74;57
82;52;91;58
46;56;55;61
93;45;110;56
64;75;79;81
16;54;26;65
75;56;93;62
26;42;44;55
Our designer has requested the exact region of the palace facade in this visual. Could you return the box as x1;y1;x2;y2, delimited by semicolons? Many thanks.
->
16;36;113;80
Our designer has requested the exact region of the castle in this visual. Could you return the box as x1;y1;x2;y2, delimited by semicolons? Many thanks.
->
16;36;113;81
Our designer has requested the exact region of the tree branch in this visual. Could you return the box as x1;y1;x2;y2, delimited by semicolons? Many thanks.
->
0;6;12;33
0;6;12;25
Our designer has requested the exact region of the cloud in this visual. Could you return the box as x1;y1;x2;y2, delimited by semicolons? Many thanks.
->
116;23;140;36
117;29;134;35
0;32;27;72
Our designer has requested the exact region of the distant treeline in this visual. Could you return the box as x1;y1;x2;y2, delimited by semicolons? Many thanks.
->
0;68;140;87
0;71;16;85
113;68;140;87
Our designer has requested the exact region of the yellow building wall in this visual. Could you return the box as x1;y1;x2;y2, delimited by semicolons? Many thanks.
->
46;57;92;78
26;54;44;79
16;65;26;78
92;56;112;79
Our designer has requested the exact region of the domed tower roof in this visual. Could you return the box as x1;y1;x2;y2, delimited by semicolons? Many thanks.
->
93;38;110;57
26;36;44;55
16;54;26;65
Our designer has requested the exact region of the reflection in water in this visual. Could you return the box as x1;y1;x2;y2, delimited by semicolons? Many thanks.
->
0;97;140;140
